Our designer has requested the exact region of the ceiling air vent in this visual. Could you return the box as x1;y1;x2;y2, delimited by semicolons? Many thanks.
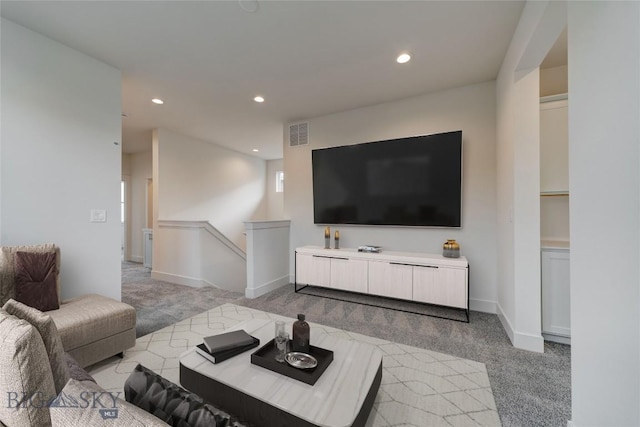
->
289;122;309;147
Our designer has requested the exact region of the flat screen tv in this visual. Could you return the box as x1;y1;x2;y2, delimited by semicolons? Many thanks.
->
312;130;462;227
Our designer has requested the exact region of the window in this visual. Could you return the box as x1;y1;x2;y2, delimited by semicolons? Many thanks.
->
276;171;284;193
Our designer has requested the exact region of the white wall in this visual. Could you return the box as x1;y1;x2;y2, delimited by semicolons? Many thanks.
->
569;2;640;425
128;151;152;262
266;159;285;220
154;128;267;251
1;19;122;301
284;81;498;312
540;65;568;97
495;0;566;352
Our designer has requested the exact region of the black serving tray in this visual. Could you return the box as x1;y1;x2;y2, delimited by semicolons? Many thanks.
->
250;339;333;385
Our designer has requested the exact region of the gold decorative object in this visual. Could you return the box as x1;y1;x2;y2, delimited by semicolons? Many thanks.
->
334;230;340;249
443;239;460;258
324;226;331;249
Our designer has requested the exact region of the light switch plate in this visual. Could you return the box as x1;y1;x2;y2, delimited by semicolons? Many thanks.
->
90;209;107;223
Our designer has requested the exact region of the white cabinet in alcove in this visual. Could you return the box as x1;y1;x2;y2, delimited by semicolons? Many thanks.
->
541;244;571;342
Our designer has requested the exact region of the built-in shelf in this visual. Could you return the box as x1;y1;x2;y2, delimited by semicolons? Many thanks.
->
541;239;570;250
541;190;569;197
540;93;568;103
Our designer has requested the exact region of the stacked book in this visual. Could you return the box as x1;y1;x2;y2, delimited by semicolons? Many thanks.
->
196;329;259;364
357;245;382;253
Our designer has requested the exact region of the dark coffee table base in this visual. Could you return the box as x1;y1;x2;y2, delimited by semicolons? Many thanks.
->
180;361;382;427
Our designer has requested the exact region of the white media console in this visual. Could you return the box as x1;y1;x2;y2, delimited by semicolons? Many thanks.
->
295;246;469;321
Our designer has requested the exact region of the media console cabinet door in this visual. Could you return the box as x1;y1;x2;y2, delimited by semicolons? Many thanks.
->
368;261;413;300
412;265;439;304
413;266;467;309
296;253;331;287
438;268;468;309
330;258;368;293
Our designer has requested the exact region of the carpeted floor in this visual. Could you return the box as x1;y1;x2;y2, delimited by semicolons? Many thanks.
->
122;262;571;427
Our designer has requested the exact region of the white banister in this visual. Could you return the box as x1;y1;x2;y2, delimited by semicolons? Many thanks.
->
152;220;246;292
158;220;245;259
244;220;291;298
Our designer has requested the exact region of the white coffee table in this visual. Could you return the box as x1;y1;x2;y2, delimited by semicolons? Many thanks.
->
179;318;383;427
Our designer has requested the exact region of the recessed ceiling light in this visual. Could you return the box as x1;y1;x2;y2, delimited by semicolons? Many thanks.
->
254;96;265;103
152;98;164;105
252;149;259;152
396;53;411;64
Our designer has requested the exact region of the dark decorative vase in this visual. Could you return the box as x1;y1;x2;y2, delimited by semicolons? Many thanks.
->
292;314;310;353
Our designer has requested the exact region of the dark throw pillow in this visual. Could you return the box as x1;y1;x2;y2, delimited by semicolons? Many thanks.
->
124;364;243;427
14;250;59;311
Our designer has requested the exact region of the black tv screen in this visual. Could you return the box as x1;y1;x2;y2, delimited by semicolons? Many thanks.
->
312;130;462;227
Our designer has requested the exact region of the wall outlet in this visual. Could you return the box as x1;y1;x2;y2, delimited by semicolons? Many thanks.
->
90;209;107;222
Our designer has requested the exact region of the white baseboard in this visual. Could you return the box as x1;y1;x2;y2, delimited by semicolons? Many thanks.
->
246;275;289;299
514;331;544;353
469;298;496;313
543;333;571;345
129;255;143;263
567;421;575;427
496;302;515;343
151;270;204;288
496;302;544;353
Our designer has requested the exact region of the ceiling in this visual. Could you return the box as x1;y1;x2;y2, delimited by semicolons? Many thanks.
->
1;1;525;159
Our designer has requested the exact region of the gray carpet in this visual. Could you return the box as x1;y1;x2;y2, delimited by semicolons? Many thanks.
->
122;262;571;427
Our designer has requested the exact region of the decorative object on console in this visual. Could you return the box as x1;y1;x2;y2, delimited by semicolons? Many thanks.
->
334;230;340;249
357;245;382;253
324;226;330;249
292;313;310;353
443;239;460;258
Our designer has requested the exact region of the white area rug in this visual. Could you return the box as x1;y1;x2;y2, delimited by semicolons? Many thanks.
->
88;303;500;426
